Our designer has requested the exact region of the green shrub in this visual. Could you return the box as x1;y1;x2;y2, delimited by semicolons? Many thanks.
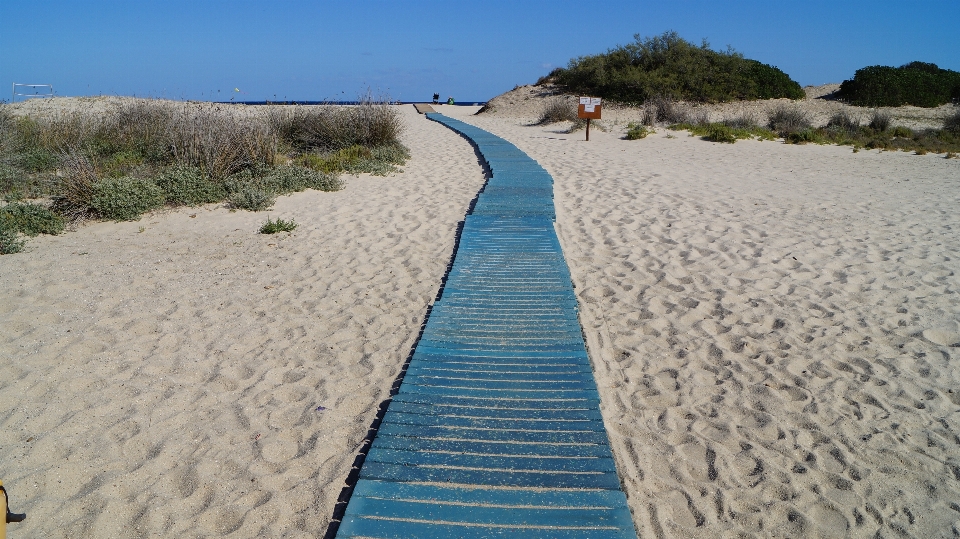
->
0;203;65;236
228;187;274;211
624;123;652;140
296;144;405;177
836;62;960;107
155;166;227;206
786;130;825;144
0;227;24;254
668;122;775;142
262;165;341;193
90;176;165;221
705;124;737;143
550;31;804;103
260;216;297;234
768;105;812;137
17;148;57;172
891;126;913;138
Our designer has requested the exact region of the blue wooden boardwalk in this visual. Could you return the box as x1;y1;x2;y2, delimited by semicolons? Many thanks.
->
334;114;637;538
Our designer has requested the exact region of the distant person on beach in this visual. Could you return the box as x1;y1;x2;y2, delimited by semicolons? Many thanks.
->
432;93;439;104
447;96;455;105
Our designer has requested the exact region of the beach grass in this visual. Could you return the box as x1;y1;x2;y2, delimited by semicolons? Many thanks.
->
0;97;407;252
259;216;298;234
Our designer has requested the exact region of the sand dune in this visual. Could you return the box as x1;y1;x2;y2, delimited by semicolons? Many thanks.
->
441;104;960;538
0;105;485;537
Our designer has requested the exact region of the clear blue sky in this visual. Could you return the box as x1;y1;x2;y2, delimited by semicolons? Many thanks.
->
2;0;957;103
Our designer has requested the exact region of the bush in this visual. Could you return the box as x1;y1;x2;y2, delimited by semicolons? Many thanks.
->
836;62;960;107
0;202;65;236
17;148;58;172
868;110;891;132
260;216;297;234
891;126;913;138
90;176;165;221
228;187;275;211
624;123;652;139
296;144;406;177
786;130;825;144
155;166;226;206
0;227;24;254
551;31;804;103
668;122;775;142
768;105;812;137
536;98;577;125
827;110;860;132
723;112;760;129
51;151;98;221
945;110;960;133
704;124;737;143
261;165;341;193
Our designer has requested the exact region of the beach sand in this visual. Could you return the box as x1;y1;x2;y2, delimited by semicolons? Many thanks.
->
2;98;959;538
0;104;485;537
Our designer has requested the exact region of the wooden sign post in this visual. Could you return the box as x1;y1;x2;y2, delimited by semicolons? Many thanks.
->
578;97;602;141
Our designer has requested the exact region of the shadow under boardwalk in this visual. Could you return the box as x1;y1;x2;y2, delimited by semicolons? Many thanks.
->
333;114;637;538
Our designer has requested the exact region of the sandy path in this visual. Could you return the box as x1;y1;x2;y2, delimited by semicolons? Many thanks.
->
0;105;485;538
442;105;960;538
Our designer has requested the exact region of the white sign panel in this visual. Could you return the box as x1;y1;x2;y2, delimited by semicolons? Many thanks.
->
584;104;595;112
590;97;601;105
579;97;590;105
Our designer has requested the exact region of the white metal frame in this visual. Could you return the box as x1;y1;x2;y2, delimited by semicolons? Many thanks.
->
12;83;55;102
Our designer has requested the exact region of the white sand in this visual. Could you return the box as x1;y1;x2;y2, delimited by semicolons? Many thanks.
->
0;105;485;537
440;104;960;538
3;99;960;538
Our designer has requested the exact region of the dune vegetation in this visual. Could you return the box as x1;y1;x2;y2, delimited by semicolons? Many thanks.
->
543;31;804;104
0;97;407;253
836;61;960;107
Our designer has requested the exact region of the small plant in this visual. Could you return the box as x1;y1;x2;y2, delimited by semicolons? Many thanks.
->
786;130;825;145
535;98;577;125
768;105;812;137
946;152;957;159
0;227;25;254
17;148;58;172
915;148;928;155
704;124;737;143
826;110;860;131
155;166;226;206
90;176;165;221
891;126;913;138
868;110;891;132
260;216;297;234
228;187;274;211
624;123;652;140
0;202;65;236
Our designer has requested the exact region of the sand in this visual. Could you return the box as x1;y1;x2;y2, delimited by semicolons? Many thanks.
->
3;97;960;538
439;103;960;538
0;104;486;537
